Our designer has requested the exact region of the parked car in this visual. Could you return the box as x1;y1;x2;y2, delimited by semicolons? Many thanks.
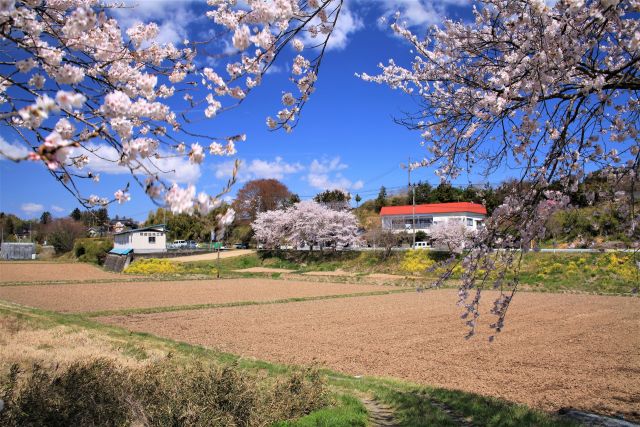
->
186;240;197;249
172;240;187;249
234;243;248;249
411;241;431;249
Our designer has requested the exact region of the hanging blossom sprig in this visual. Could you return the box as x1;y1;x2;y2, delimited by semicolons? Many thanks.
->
0;0;342;214
360;0;639;339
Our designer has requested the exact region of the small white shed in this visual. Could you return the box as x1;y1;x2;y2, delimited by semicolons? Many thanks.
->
112;224;167;254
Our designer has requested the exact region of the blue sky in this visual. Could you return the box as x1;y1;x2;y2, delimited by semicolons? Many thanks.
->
1;0;509;221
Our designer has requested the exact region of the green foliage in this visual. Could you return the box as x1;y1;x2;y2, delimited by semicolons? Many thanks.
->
167;213;206;241
73;238;113;265
545;203;634;245
0;359;328;427
124;258;186;275
415;230;427;242
314;189;351;210
374;186;388;212
69;208;82;221
230;224;253;245
520;252;639;293
39;211;52;225
274;394;368;427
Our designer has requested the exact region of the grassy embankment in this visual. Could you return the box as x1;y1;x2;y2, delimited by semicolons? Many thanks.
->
0;301;576;426
126;250;638;295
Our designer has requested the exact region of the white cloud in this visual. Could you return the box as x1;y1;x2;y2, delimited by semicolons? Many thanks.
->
113;0;198;46
214;155;363;192
369;0;469;29
0;136;29;160
51;205;66;213
215;157;303;181
21;203;44;215
307;157;363;191
71;144;201;185
309;157;348;174
325;3;364;50
301;1;364;51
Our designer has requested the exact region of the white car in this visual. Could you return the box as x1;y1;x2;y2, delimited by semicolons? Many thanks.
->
411;241;431;249
172;240;187;248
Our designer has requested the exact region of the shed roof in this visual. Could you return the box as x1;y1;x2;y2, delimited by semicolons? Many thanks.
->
109;248;133;255
380;202;487;216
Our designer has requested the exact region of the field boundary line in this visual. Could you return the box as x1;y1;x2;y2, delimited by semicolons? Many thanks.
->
0;273;412;287
84;288;416;318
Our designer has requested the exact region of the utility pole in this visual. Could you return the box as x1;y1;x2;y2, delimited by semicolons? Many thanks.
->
412;184;416;247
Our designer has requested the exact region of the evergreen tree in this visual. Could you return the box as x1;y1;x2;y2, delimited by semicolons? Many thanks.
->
70;208;82;221
374;186;388;213
40;211;52;225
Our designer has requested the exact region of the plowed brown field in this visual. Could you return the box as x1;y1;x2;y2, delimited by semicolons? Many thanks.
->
0;278;386;313
99;290;640;419
0;262;127;283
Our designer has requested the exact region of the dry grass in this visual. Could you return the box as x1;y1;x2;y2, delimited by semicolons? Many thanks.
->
0;314;167;371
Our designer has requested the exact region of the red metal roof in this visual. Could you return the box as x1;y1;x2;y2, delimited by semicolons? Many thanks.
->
380;202;487;216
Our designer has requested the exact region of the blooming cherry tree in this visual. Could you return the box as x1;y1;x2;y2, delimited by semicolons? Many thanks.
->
252;200;360;250
429;221;474;254
361;0;639;338
0;0;344;214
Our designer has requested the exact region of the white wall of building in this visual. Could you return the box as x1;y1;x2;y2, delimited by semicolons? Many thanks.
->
113;229;167;253
381;212;485;233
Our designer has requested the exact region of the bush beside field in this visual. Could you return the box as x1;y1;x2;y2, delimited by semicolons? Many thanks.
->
73;238;113;265
0;359;327;426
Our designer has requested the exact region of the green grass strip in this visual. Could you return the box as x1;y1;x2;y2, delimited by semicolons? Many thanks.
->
81;288;415;318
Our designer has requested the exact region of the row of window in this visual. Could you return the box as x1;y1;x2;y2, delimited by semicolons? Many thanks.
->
385;216;483;230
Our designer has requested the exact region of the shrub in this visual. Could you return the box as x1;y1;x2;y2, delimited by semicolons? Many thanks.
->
46;219;85;254
124;258;184;275
0;360;130;426
73;238;113;265
0;359;328;426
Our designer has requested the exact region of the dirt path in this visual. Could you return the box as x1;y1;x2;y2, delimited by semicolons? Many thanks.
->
233;267;296;274
303;270;358;277
360;397;398;427
170;249;255;262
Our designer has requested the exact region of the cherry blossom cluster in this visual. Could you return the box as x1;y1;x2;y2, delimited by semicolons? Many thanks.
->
429;221;475;254
252;200;360;249
361;0;639;338
0;0;340;215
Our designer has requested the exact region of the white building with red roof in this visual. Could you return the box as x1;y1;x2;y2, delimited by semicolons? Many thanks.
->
380;202;487;233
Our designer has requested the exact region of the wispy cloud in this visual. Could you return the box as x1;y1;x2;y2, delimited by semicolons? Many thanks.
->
214;157;303;181
113;0;200;46
0;136;29;160
21;203;44;215
307;157;363;191
369;0;470;29
71;144;201;185
301;0;364;51
51;205;66;213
